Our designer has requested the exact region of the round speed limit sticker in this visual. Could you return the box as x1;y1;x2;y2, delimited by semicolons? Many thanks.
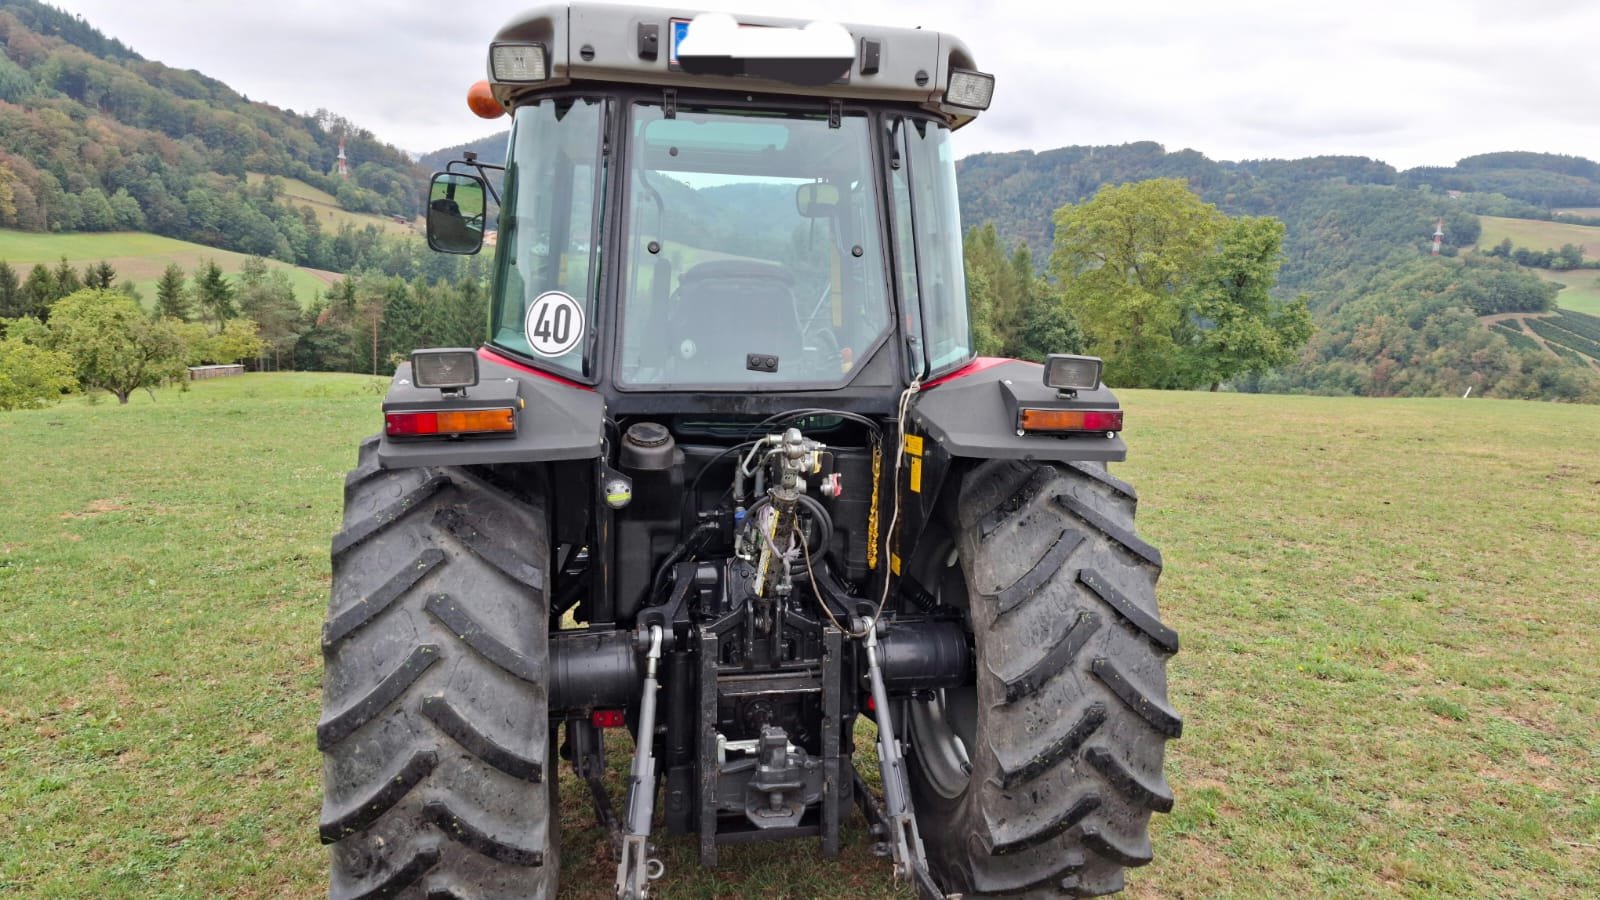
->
524;291;584;357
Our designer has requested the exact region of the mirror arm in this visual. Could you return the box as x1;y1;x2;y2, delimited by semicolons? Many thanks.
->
446;158;505;206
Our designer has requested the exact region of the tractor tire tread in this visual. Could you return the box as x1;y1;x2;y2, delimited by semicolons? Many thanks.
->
321;435;555;900
342;846;442;900
317;644;440;750
909;458;1178;898
331;472;450;558
424;593;545;684
320;751;439;843
422;801;546;867
1001;610;1101;703
420;695;543;783
322;549;447;649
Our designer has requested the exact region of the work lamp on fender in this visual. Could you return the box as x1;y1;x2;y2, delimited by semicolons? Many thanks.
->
1043;353;1103;392
411;348;480;391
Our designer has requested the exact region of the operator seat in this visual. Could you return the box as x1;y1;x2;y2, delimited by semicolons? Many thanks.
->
666;260;802;383
429;197;479;248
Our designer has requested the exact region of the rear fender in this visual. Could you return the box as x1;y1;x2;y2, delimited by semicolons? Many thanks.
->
376;348;605;469
909;358;1127;465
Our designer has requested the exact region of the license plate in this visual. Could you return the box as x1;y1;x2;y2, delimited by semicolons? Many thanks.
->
667;18;692;69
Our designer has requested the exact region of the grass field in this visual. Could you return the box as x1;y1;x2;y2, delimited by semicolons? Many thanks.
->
0;229;340;309
1477;215;1600;258
1474;216;1600;313
245;173;418;238
1530;268;1600;315
2;376;1597;897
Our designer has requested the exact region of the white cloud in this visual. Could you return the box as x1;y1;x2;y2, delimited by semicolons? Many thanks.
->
44;0;1600;167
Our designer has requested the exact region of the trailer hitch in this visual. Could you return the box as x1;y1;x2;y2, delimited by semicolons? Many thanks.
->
861;619;954;900
616;625;667;899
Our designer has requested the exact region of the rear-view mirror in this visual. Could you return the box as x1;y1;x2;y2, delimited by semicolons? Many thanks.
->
795;182;840;218
427;173;488;254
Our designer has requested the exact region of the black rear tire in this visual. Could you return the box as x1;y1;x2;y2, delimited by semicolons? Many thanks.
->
319;437;558;899
907;459;1180;897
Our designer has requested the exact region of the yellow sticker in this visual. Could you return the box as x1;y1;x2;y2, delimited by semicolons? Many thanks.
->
890;553;902;576
904;433;924;457
909;457;922;493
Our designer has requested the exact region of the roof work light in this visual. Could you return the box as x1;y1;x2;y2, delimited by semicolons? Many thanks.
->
490;43;548;82
945;69;995;110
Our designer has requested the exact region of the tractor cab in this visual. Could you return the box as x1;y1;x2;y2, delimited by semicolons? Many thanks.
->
428;4;993;405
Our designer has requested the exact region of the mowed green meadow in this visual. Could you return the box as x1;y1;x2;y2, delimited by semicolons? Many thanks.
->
1476;215;1600;314
1531;268;1600;316
243;173;418;238
1476;215;1600;258
1;375;1597;898
0;229;339;309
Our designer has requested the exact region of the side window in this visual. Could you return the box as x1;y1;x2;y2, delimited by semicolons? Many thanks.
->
488;98;605;378
889;130;923;379
894;117;973;378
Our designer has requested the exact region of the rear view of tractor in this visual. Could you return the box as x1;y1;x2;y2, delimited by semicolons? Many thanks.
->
317;6;1180;898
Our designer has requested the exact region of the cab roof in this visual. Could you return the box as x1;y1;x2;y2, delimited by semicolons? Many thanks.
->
486;3;989;128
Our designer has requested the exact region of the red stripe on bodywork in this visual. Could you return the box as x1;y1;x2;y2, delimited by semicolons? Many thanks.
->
922;356;1018;389
477;346;595;391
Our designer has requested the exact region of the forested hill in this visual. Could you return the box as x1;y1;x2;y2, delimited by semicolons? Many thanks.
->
957;144;1600;297
959;143;1600;401
0;0;424;261
419;134;509;173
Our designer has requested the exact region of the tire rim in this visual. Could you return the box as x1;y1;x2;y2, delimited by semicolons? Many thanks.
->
909;544;976;800
909;686;976;799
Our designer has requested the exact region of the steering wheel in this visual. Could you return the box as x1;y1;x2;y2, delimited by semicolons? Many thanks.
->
802;320;844;378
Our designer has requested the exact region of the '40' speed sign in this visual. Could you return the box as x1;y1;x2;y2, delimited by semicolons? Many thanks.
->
524;291;584;357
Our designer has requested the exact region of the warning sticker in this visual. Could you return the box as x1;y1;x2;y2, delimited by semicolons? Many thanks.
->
524;291;584;357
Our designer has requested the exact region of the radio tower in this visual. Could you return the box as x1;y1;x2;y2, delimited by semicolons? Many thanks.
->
336;136;349;179
1431;218;1444;256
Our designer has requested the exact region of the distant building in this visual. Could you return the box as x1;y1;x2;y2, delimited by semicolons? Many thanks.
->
337;138;349;179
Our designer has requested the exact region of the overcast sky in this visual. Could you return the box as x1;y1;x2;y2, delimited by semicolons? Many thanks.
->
42;0;1600;169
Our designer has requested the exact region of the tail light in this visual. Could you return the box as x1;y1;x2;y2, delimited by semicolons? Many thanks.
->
385;408;516;438
1017;408;1123;435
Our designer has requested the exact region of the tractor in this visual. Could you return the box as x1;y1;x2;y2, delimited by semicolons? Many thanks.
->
317;5;1180;898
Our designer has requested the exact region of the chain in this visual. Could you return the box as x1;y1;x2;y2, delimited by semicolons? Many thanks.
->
866;443;883;571
805;378;921;641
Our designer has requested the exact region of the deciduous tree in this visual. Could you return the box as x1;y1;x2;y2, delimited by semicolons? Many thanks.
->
1181;217;1313;390
204;318;267;366
0;335;75;410
46;289;186;404
1050;178;1309;389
